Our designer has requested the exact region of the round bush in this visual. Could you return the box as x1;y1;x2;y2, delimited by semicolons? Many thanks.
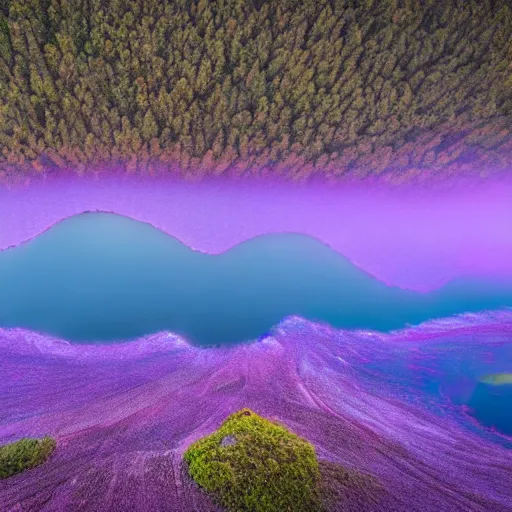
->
0;436;56;479
184;408;321;512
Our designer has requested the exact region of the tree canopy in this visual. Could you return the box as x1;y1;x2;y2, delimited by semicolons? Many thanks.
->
0;0;511;184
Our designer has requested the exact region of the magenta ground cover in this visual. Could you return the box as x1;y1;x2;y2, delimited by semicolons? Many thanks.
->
1;312;511;511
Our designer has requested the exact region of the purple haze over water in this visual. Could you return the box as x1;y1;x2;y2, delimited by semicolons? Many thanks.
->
0;175;511;291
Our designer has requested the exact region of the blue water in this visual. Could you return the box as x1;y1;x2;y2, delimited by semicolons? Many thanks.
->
467;382;512;437
0;212;511;346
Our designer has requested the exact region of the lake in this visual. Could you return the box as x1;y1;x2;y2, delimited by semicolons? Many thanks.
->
1;211;511;438
467;379;512;437
0;212;511;346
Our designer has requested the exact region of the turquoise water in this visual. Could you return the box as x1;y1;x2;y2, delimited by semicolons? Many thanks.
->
0;212;511;346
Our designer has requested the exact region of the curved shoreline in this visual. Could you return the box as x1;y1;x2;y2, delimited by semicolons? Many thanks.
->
1;309;511;356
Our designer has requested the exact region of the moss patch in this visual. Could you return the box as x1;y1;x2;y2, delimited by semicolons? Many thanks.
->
0;436;56;479
184;408;322;512
480;373;512;386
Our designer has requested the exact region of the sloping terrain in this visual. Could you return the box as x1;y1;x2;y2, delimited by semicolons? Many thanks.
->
0;311;511;511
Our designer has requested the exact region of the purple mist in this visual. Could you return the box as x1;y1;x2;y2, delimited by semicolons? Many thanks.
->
1;175;512;291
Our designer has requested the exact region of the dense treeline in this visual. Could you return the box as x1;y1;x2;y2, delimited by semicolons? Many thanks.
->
0;0;511;184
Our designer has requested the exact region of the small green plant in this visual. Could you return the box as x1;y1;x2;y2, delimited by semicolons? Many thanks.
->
0;436;56;479
480;373;512;386
184;408;321;512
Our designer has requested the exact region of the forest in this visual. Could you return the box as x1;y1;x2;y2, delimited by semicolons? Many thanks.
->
0;0;511;184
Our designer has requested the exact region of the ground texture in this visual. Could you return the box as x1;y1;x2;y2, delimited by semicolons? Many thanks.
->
0;311;511;511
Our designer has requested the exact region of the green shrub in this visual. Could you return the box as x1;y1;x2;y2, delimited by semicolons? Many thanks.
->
184;408;321;512
0;436;56;479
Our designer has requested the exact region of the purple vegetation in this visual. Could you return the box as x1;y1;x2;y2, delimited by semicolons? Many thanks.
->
1;311;511;511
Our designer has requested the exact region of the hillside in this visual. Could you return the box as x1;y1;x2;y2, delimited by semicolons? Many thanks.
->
0;313;511;510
